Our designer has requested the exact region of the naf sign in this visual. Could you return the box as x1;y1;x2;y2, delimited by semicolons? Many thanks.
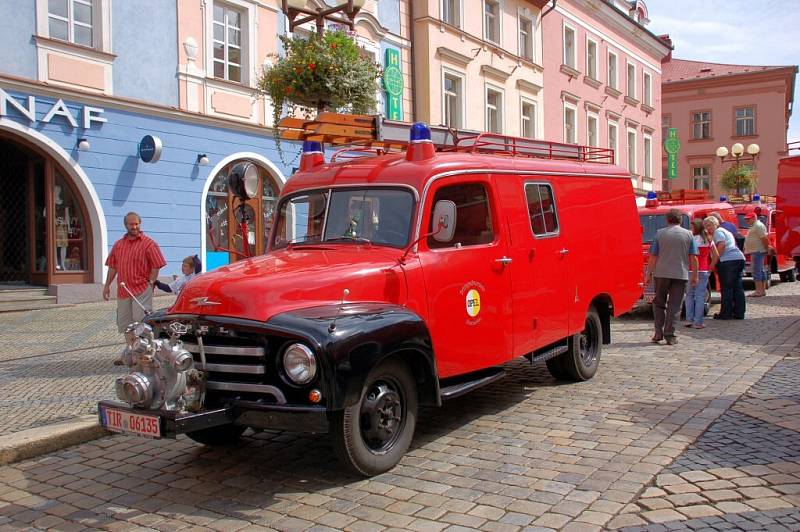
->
0;88;107;128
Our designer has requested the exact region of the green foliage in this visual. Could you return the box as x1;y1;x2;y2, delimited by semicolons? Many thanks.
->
258;31;381;131
720;165;754;194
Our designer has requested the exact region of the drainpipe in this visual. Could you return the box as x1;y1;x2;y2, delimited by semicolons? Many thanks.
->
542;0;557;18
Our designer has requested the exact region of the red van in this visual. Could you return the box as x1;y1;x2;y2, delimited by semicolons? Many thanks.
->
99;125;642;475
638;190;736;307
777;146;800;276
732;200;796;283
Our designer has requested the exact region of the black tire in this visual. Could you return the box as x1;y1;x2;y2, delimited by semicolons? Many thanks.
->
546;355;569;380
779;271;788;282
788;268;797;282
704;280;711;316
550;307;603;382
331;358;417;476
186;424;246;446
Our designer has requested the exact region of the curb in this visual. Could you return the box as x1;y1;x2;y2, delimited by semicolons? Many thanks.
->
0;415;110;465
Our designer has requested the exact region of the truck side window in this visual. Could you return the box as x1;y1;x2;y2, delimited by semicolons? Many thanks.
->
525;183;559;236
428;183;494;249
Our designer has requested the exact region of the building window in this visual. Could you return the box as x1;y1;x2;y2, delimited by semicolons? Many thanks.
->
736;107;755;136
486;86;503;133
692;111;711;139
483;0;500;43
661;114;671;140
48;0;94;47
521;99;536;138
587;112;599;147
643;71;652;107
442;0;460;27
607;51;618;90
643;135;652;179
627;128;637;174
586;38;598;80
608;121;619;164
213;3;244;83
626;62;636;99
563;25;576;69
564;103;577;144
693;166;711;191
519;16;533;61
443;71;464;129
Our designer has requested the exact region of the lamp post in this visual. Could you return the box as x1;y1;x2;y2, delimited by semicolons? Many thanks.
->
716;142;760;196
282;0;365;35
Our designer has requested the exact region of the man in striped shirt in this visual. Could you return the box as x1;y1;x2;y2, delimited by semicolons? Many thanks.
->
103;212;167;332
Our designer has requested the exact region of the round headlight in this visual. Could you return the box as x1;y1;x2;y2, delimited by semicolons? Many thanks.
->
283;343;317;385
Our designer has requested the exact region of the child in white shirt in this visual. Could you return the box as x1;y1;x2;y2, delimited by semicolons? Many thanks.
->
155;255;200;295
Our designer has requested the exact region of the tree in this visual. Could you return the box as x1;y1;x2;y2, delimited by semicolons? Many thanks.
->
720;165;754;196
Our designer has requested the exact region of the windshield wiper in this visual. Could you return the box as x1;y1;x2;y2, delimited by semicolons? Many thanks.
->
326;236;373;246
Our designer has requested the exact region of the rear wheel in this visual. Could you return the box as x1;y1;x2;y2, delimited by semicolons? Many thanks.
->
331;359;417;476
186;424;246;446
547;307;603;382
780;269;797;282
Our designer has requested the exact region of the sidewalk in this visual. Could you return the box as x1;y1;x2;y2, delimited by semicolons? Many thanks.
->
0;295;175;436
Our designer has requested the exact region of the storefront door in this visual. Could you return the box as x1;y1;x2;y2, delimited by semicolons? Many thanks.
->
0;136;93;286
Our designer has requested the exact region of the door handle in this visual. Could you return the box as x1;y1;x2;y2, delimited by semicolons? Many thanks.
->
559;249;569;256
495;257;513;265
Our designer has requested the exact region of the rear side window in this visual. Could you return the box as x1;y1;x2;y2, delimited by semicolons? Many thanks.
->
526;183;559;236
428;183;494;248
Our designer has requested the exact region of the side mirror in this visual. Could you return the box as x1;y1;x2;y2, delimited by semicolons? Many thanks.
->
228;162;259;200
431;200;456;243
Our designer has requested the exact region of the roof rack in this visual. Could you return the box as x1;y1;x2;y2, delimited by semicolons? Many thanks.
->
727;194;777;205
656;189;714;204
278;114;616;164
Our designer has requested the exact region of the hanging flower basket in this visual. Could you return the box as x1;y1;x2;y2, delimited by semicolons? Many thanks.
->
720;165;754;196
258;31;381;132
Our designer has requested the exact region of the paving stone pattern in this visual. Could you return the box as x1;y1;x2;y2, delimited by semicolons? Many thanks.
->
0;284;798;530
0;295;175;435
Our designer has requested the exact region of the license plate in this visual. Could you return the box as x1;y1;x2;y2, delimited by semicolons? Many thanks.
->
101;406;162;438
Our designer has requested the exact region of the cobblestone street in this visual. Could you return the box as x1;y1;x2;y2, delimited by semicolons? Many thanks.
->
0;282;799;530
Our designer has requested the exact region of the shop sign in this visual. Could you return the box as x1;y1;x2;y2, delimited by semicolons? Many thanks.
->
382;48;403;121
0;88;107;129
664;127;680;180
138;135;163;163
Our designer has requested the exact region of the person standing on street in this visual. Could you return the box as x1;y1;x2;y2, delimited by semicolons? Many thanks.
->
704;216;746;320
103;212;167;332
744;211;770;297
684;219;718;329
646;208;699;345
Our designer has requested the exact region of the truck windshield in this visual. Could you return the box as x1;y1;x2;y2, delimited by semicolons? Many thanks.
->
272;187;415;249
639;214;691;244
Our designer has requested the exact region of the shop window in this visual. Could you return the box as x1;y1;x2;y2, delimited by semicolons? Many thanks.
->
53;172;87;272
206;161;279;266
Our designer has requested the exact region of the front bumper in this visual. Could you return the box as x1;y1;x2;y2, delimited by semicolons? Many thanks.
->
98;400;329;439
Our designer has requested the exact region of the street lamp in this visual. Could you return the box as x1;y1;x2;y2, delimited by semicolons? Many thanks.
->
716;142;760;196
283;0;366;35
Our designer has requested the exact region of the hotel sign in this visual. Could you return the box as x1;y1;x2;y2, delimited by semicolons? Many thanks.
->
382;48;403;121
664;127;680;180
0;88;107;128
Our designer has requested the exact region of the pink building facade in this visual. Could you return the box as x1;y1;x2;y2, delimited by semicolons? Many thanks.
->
541;0;670;193
661;57;797;196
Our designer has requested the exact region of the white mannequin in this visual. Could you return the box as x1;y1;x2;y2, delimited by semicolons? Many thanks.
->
54;186;70;270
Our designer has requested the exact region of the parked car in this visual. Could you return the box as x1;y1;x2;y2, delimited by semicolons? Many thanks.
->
777;145;800;276
99;124;642;476
637;189;736;312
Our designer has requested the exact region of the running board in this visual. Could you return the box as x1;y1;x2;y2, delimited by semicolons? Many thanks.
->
440;367;506;401
530;343;569;364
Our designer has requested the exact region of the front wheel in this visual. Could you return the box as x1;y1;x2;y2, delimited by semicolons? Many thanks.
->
547;307;603;381
331;359;417;476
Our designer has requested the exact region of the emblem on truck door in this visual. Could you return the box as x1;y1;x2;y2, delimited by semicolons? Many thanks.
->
460;281;485;325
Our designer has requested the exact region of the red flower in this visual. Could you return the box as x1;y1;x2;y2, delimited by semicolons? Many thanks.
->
284;86;293;94
308;62;316;70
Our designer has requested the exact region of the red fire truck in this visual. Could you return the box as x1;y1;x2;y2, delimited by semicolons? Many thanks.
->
99;122;642;475
777;144;800;276
732;197;796;283
638;190;736;309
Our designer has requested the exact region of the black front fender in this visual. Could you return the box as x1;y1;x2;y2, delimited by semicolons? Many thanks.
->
267;303;437;409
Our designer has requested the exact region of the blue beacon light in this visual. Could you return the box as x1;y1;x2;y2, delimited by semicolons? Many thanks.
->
719;195;728;202
646;191;657;199
409;122;432;143
302;141;323;153
752;193;761;203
